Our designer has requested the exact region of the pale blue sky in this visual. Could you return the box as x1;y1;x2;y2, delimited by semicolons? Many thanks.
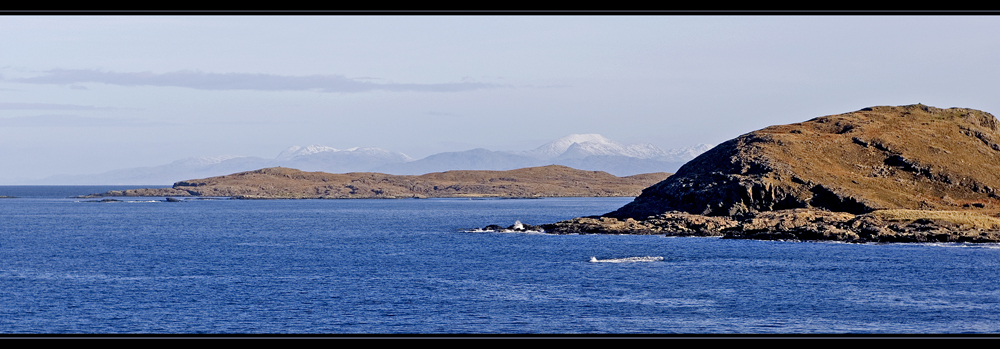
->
3;15;1000;181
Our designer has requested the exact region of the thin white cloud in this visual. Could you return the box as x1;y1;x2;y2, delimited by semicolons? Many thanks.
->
0;102;114;110
0;114;170;127
7;69;504;93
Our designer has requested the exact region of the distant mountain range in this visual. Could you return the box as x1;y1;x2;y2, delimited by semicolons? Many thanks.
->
373;134;711;176
28;134;713;185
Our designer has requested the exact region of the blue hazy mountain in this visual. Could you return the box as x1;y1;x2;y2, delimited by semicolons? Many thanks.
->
26;134;711;184
374;134;710;176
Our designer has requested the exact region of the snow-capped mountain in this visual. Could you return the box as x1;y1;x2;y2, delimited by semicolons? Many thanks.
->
655;143;714;163
524;134;619;159
379;134;713;176
277;145;412;162
278;146;413;173
523;134;672;160
171;155;249;167
373;148;546;175
275;145;340;160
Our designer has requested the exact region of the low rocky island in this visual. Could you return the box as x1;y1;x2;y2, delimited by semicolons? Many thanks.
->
487;104;1000;243
81;165;670;199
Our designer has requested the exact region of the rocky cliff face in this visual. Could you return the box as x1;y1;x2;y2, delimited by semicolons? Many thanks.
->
607;104;1000;219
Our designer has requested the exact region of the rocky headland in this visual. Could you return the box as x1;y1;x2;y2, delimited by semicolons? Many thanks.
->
81;165;670;199
492;104;1000;243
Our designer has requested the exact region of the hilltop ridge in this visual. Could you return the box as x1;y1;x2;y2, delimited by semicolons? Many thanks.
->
83;165;671;199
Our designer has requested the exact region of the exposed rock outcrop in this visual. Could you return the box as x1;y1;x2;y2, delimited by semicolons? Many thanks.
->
534;207;1000;243
541;212;738;236
474;221;544;233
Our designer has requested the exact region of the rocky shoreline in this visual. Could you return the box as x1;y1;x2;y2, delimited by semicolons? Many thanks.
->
474;209;1000;243
528;208;1000;243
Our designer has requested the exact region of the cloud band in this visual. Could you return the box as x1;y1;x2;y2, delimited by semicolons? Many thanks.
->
7;69;502;93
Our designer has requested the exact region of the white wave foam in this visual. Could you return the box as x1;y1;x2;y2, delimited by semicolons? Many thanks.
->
923;242;1000;249
466;228;546;234
589;256;664;263
465;220;545;233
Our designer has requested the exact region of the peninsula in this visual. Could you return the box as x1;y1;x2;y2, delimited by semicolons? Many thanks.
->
527;104;1000;243
81;165;670;199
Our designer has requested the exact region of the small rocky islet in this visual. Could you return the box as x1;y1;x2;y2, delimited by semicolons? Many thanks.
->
484;104;1000;243
80;165;671;199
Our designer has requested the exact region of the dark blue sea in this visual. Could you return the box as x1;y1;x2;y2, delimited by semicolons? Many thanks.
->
2;186;1000;334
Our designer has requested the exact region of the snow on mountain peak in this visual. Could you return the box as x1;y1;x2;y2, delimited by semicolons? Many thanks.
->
171;155;247;166
276;144;339;160
656;143;714;162
526;134;619;159
525;133;678;160
276;144;414;162
556;133;616;145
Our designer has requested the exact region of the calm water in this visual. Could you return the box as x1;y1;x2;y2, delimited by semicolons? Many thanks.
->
2;186;1000;334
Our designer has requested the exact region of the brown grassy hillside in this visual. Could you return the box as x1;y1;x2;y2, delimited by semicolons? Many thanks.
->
88;165;671;199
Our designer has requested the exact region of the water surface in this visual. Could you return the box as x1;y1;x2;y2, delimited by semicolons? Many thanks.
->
1;189;999;334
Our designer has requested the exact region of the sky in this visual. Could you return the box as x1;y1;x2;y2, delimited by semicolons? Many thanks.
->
3;15;1000;182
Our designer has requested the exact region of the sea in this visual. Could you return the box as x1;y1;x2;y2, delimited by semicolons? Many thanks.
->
2;185;1000;335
